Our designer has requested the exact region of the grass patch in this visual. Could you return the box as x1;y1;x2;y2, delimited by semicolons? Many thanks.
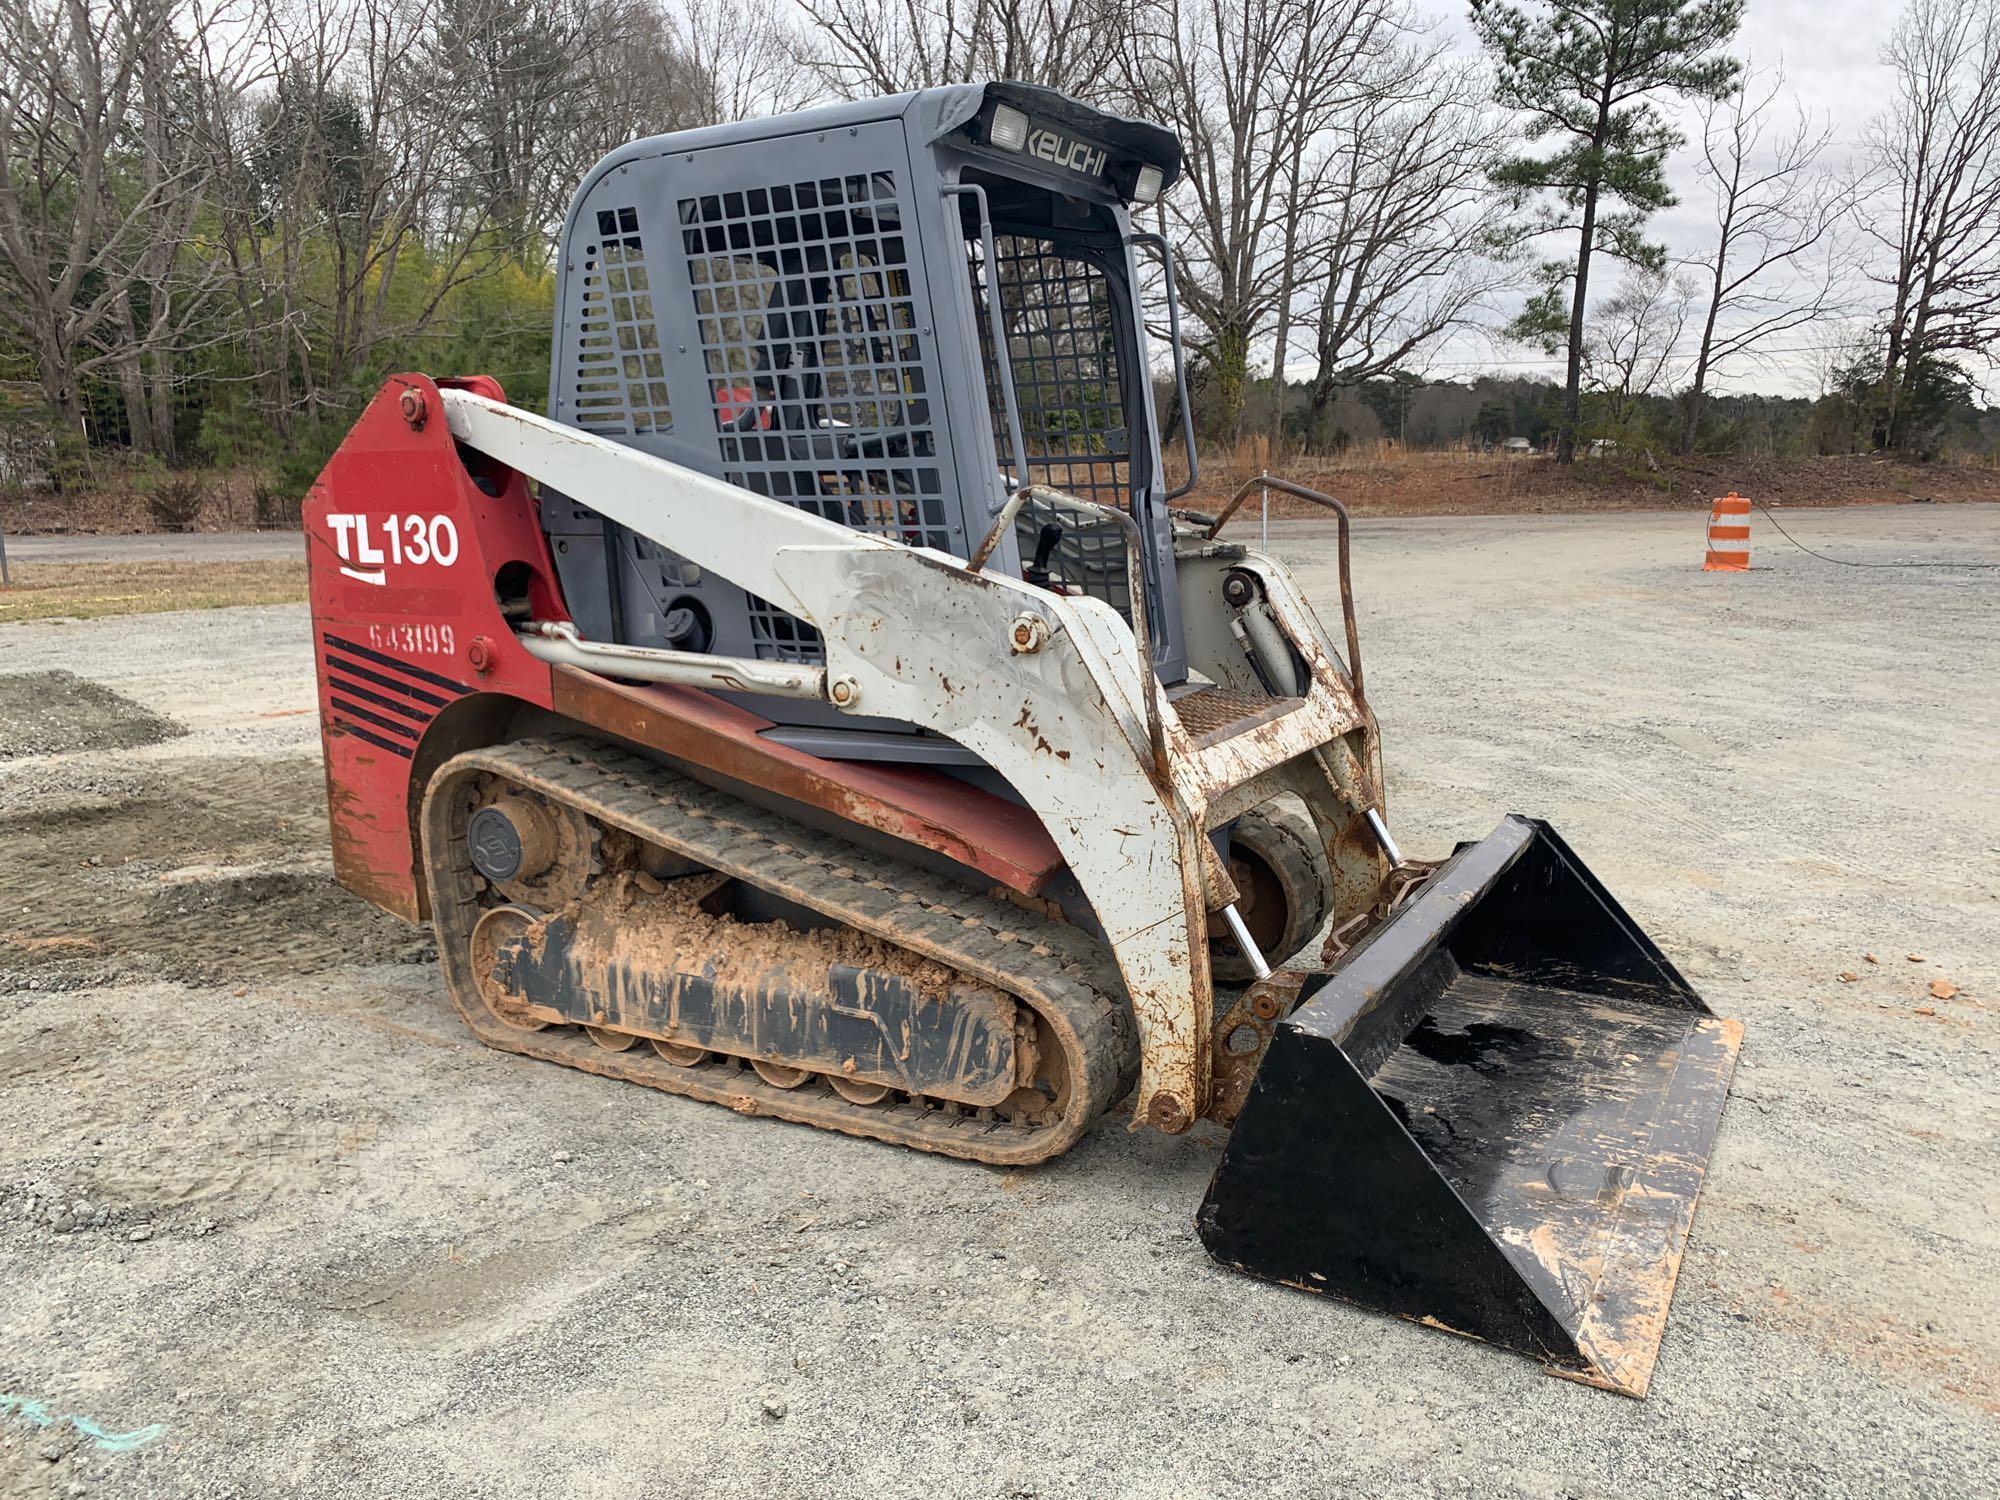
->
0;559;307;622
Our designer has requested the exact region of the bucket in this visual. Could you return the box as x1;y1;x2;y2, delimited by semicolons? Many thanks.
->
1199;816;1742;1397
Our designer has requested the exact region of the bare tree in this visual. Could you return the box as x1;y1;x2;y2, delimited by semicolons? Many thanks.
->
794;0;1133;100
1294;41;1510;448
1114;0;1399;445
1864;0;2000;449
596;2;731;141
406;0;716;268
676;0;815;121
414;0;615;260
244;0;517;414
1679;67;1851;453
199;2;307;431
0;0;752;466
112;2;275;457
1582;267;1690;430
0;0;256;452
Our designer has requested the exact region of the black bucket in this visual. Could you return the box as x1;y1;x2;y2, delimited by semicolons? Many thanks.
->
1198;816;1741;1397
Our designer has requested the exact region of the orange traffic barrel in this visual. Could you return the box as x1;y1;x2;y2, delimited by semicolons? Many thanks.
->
1703;493;1750;571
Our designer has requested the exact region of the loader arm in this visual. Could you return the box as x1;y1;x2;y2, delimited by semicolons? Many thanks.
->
440;388;1378;1130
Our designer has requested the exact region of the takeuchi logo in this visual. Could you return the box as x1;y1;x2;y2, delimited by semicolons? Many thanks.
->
1024;128;1107;180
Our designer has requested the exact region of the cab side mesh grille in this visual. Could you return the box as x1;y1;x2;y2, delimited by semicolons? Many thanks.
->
678;172;948;663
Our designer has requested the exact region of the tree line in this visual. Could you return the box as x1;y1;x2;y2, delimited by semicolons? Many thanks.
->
1;0;1996;504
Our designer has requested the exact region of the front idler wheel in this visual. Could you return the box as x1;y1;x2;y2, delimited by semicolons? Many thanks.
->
469;788;592;907
1209;802;1331;983
467;905;551;1032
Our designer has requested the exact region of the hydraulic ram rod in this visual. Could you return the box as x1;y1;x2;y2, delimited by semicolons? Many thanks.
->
517;621;828;699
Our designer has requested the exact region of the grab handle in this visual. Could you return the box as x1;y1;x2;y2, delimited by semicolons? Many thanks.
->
1210;473;1364;707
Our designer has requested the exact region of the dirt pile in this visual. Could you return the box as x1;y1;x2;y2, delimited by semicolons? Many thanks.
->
0;752;428;992
0;671;184;760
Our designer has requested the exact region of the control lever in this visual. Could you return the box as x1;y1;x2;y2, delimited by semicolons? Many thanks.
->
1025;521;1063;589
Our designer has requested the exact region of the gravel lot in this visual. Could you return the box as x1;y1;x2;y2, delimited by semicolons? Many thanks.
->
2;504;1995;1498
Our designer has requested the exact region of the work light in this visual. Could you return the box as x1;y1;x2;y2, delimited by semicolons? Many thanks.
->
988;104;1029;152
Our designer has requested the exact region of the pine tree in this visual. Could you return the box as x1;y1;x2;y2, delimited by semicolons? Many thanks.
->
1471;0;1743;463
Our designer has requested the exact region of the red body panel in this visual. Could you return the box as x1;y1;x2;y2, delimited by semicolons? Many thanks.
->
550;669;1065;892
305;375;566;919
305;375;1065;924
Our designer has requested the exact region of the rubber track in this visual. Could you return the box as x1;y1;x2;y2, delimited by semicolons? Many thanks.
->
420;735;1138;1166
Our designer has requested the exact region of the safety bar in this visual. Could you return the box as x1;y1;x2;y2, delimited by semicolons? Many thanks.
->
964;483;1166;779
1126;231;1199;502
1209;474;1365;706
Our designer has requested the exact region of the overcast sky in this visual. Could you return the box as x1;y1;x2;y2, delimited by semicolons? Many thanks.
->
1400;1;1894;396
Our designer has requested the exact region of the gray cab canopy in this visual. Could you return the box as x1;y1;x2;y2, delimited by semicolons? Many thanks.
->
541;81;1195;757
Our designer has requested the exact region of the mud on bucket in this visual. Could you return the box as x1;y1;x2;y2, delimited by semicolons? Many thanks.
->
1198;816;1742;1397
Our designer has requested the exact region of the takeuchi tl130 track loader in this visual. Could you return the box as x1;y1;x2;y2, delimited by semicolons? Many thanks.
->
305;83;1742;1397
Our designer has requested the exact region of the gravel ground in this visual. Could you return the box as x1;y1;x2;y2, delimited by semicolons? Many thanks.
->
1;505;1995;1498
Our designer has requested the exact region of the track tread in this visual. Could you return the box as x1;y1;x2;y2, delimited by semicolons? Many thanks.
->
421;735;1137;1166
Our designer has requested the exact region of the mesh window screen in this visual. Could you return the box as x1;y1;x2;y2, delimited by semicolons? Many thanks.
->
574;206;673;434
969;233;1134;615
679;172;947;662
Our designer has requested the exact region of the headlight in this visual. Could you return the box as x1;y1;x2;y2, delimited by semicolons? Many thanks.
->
989;104;1029;152
1131;164;1164;205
